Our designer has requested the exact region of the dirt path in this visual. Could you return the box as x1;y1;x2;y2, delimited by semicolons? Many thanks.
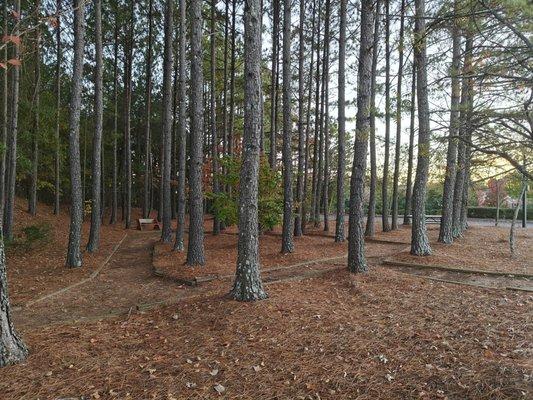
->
13;232;191;330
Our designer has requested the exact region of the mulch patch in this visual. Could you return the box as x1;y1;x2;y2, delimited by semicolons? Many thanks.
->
387;225;532;276
2;267;531;399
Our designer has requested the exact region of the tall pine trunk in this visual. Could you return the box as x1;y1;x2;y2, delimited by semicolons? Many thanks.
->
161;0;174;243
66;0;86;268
269;0;280;169
0;0;8;222
452;33;473;238
3;0;21;241
123;2;134;229
281;0;294;254
438;0;462;244
110;20;119;225
365;0;380;237
310;0;322;227
381;0;391;232
29;0;41;216
228;0;237;158
230;0;267;301
143;0;154;219
301;0;317;233
410;0;432;256
322;0;331;232
294;0;306;237
391;0;405;230
222;0;229;160
403;57;416;225
348;0;375;272
335;0;347;242
87;0;103;252
53;0;62;215
211;0;220;235
174;0;187;251
187;0;206;265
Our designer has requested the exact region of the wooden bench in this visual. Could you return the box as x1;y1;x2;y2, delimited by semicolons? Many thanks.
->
137;218;162;231
405;215;442;224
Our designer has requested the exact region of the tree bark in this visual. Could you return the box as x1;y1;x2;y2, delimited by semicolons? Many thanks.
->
311;0;322;227
143;0;154;219
269;0;280;169
123;1;134;229
510;182;527;257
228;0;237;159
53;0;62;215
187;0;206;265
301;0;317;233
294;0;306;237
0;0;8;223
322;0;331;233
348;0;375;273
174;0;187;251
391;0;406;230
3;0;21;241
110;19;119;225
0;232;27;367
231;0;268;301
403;57;416;225
161;0;174;243
66;0;86;268
365;0;380;237
438;0;462;244
335;0;347;242
211;0;220;235
222;0;229;160
281;0;294;254
381;0;391;232
452;33;473;238
410;0;432;256
87;0;104;252
29;0;41;217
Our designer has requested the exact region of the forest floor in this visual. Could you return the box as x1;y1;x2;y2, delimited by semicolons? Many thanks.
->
2;199;532;399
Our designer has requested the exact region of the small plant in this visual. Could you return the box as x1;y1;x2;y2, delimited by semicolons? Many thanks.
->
208;156;283;233
7;222;52;251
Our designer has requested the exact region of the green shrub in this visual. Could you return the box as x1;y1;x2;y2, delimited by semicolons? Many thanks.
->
7;222;52;251
208;156;283;232
467;207;532;220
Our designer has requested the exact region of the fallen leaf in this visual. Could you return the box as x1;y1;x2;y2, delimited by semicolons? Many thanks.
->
214;384;226;394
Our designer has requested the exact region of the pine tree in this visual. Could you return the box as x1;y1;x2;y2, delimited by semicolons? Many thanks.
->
28;0;41;217
87;0;104;252
381;0;391;232
174;0;187;252
294;0;306;237
161;0;174;243
3;0;21;241
231;0;267;302
348;0;375;273
438;0;462;244
335;0;347;242
410;0;432;256
365;0;380;237
186;0;206;265
143;0;154;219
66;0;86;268
281;0;294;254
391;0;406;230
